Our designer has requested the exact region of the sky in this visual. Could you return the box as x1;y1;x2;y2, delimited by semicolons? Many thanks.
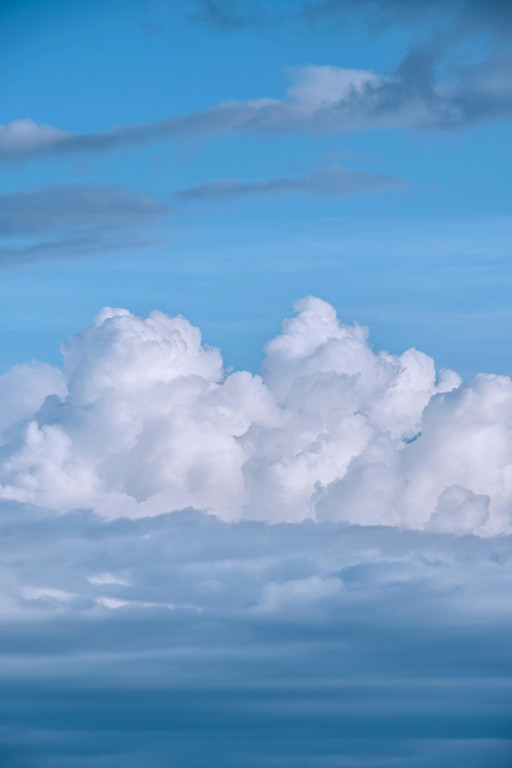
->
1;1;512;766
1;0;512;377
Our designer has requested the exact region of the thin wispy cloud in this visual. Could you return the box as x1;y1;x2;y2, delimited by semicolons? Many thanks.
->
178;166;405;201
186;0;512;34
2;51;512;165
0;184;172;268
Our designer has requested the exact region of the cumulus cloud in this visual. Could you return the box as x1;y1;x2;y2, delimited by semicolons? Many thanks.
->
0;184;172;268
0;298;511;766
178;165;404;201
2;295;512;535
3;53;512;165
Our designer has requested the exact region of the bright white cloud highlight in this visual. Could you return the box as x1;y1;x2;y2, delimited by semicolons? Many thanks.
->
0;118;69;155
1;296;511;535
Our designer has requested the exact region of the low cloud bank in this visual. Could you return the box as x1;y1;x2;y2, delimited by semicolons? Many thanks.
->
0;296;511;535
0;505;512;765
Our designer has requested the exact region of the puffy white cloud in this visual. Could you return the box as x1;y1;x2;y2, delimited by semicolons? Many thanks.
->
2;296;512;535
0;361;66;438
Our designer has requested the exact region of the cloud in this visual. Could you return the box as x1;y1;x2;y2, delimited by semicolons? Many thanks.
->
0;502;511;765
185;0;268;30
3;53;512;165
0;118;70;157
0;298;511;766
185;0;512;35
178;165;404;201
3;295;512;535
0;184;172;269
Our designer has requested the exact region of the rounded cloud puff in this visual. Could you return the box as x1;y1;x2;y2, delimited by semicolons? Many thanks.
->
0;297;511;535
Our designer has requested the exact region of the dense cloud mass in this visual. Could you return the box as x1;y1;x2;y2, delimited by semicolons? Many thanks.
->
1;505;512;766
1;296;512;535
1;299;512;766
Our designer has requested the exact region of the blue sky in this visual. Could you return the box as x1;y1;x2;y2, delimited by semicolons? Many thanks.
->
2;3;512;766
1;0;512;378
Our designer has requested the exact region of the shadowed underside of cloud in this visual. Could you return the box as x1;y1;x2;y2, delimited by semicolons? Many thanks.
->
2;295;512;536
2;51;512;164
0;184;172;268
178;165;404;201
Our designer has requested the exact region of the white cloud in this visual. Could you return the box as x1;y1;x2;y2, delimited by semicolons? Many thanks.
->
286;65;382;108
1;296;512;536
0;362;66;438
0;118;69;156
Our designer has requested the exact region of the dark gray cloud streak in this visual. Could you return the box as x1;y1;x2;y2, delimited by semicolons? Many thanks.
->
0;184;172;269
178;165;404;201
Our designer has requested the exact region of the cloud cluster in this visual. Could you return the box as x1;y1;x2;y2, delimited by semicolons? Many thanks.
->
1;296;512;536
0;300;511;766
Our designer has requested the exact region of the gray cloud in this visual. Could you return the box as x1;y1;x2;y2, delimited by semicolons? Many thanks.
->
0;299;512;764
178;165;405;201
185;0;512;35
2;46;511;166
0;503;511;766
0;184;172;269
185;0;267;30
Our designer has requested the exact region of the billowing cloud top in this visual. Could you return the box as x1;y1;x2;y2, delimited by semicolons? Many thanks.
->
1;301;511;765
1;296;511;536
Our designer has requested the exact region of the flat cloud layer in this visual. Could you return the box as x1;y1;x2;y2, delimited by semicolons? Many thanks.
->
1;295;512;535
0;505;512;766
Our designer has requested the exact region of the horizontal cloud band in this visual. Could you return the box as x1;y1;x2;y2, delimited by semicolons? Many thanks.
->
2;55;512;162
